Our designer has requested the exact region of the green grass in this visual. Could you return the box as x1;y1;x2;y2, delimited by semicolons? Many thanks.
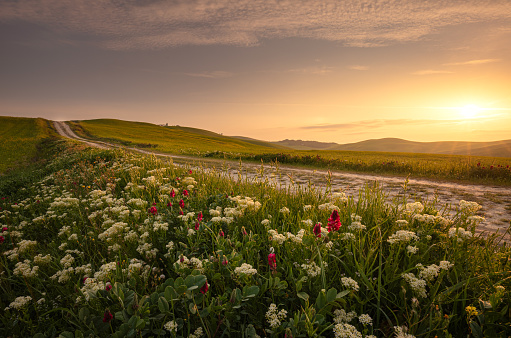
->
1;143;510;337
0;116;56;174
70;119;511;185
69;119;286;154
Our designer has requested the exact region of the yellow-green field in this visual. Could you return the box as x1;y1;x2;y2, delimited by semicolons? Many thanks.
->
68;119;286;154
70;119;511;185
0;116;54;173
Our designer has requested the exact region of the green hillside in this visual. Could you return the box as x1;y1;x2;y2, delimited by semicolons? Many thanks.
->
69;119;284;155
0;116;54;173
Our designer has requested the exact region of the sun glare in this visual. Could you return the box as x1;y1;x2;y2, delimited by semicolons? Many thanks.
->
459;104;481;119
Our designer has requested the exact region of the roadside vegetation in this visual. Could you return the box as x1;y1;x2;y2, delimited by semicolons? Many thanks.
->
1;139;510;337
69;119;511;185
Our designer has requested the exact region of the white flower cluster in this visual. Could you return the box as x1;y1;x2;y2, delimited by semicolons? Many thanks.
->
358;313;372;325
127;198;148;208
261;219;271;226
406;246;419;254
342;233;356;241
396;219;409;226
265;303;287;328
174;256;204;272
33;254;52;265
348;221;366;231
467;216;485;227
332;323;362;338
279;207;290;214
234;263;257;277
164;320;178;333
228;195;262;213
341;277;359;291
6;296;32;311
79;278;106;301
332;192;348;203
417;261;453;282
13;260;39;278
387;230;418;244
394;326;416;338
268;229;287;244
401;273;427;298
318;202;339;212
17;239;37;253
301;261;324;277
209;207;222;217
459;200;482;215
448;227;472;242
188;327;204;338
50;197;80;209
404;202;424;215
333;309;357;324
412;214;452;226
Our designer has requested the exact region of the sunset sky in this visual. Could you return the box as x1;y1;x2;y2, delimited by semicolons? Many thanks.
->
1;0;510;143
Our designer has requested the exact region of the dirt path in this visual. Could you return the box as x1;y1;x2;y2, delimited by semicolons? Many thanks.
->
53;121;511;238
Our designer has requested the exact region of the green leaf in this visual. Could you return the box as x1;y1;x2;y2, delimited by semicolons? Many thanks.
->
296;281;302;292
158;297;169;313
58;332;74;338
326;288;338;303
74;331;84;338
189;302;198;314
316;291;327;310
243;285;260;298
336;290;350;299
78;307;90;323
164;286;178;301
135;318;145;329
297;292;309;301
200;307;210;318
470;321;483;338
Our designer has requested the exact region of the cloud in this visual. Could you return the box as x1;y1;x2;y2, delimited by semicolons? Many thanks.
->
185;71;234;78
411;70;454;75
301;119;459;131
1;0;510;49
287;66;334;75
443;59;502;66
348;65;369;71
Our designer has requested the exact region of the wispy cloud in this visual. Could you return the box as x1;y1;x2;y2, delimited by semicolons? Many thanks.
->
443;59;502;66
411;70;454;76
185;71;234;78
1;1;510;49
348;65;369;71
287;66;334;75
301;119;460;131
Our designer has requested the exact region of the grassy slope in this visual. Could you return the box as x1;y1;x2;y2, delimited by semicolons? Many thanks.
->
70;119;284;154
70;118;511;184
0;116;54;173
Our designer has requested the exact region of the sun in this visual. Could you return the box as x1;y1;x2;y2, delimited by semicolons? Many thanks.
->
459;104;481;119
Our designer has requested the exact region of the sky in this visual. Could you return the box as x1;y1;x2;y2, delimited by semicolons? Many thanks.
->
1;0;511;144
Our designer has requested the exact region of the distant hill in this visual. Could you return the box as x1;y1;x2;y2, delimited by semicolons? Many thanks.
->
272;139;339;150
272;138;511;157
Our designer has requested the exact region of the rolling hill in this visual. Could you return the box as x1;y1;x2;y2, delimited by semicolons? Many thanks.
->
272;138;511;157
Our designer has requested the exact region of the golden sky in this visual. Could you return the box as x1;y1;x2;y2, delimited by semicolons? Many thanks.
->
1;0;510;143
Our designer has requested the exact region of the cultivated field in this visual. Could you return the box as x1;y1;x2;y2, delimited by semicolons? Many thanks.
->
69;119;511;186
1;133;511;337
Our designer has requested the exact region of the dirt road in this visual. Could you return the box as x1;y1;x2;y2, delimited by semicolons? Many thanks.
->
53;121;511;238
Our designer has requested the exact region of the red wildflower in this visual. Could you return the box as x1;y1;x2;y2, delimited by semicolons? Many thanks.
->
82;277;88;283
197;212;203;222
103;310;113;323
242;227;248;236
219;230;224;237
170;189;176;198
327;210;341;232
313;223;322;237
0;236;4;244
189;169;193;174
179;199;185;208
167;202;172;207
268;253;277;271
183;189;189;196
152;202;157;206
195;222;200;230
179;210;184;215
149;206;158;215
200;281;209;294
222;259;228;266
2;227;7;232
105;284;112;291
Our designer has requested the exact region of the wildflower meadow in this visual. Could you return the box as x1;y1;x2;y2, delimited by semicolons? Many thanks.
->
1;140;510;337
